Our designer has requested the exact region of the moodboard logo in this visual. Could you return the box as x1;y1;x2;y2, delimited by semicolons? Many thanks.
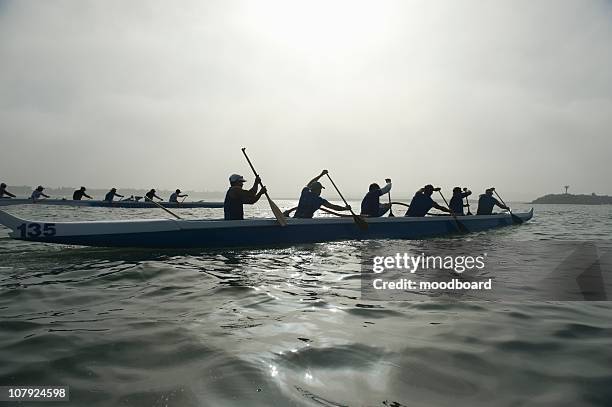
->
360;241;611;301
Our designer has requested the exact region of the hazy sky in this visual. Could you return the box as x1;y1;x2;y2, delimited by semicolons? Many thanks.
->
1;0;611;200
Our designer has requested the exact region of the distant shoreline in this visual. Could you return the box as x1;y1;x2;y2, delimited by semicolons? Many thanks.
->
531;193;612;205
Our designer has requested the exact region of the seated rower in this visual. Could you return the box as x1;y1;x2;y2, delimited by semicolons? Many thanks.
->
169;189;188;203
0;183;16;198
104;188;124;202
145;189;163;201
294;170;351;218
224;174;266;220
449;187;472;216
360;178;392;217
31;186;50;201
476;188;509;215
405;184;451;217
73;186;93;200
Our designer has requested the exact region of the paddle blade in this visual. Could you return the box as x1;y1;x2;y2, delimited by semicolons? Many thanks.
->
510;213;524;224
266;194;287;227
353;214;369;231
456;220;469;233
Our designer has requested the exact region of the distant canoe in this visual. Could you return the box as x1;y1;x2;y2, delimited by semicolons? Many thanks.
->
0;198;224;209
0;209;534;249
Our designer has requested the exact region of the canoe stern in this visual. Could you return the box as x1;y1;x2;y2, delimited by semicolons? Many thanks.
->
0;210;23;233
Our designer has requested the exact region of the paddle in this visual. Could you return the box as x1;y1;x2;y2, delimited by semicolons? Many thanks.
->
325;173;368;230
146;197;182;219
283;206;298;217
386;179;395;217
241;148;287;227
463;187;473;216
437;190;469;234
493;190;523;224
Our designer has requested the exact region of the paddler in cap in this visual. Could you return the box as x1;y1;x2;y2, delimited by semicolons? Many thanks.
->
476;187;509;215
293;170;351;218
224;174;266;220
169;189;188;203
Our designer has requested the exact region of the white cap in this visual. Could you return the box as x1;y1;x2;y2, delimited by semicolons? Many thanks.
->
229;174;246;183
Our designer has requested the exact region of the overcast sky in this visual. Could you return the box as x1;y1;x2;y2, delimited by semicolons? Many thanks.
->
1;0;611;200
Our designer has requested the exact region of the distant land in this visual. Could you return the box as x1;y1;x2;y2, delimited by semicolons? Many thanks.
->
531;193;612;205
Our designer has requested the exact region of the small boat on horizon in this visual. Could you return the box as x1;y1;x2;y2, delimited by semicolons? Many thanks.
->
0;209;534;249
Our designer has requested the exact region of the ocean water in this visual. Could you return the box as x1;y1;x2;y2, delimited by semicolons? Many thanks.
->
0;202;611;406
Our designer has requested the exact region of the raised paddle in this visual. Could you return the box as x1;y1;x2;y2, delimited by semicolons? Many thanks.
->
492;189;523;224
241;148;287;227
386;178;394;217
325;173;368;230
146;197;182;220
463;187;473;216
437;190;469;234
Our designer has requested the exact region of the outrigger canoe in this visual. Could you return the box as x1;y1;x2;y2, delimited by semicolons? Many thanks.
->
0;209;533;249
0;198;224;209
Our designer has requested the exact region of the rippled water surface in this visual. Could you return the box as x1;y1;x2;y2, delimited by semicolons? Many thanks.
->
1;203;611;406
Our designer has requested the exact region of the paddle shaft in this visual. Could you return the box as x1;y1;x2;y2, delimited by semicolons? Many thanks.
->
325;173;368;229
493;190;523;223
146;198;181;219
324;174;355;216
438;191;467;233
465;197;471;212
241;148;287;226
493;190;510;209
388;192;394;216
241;148;273;201
464;190;472;215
